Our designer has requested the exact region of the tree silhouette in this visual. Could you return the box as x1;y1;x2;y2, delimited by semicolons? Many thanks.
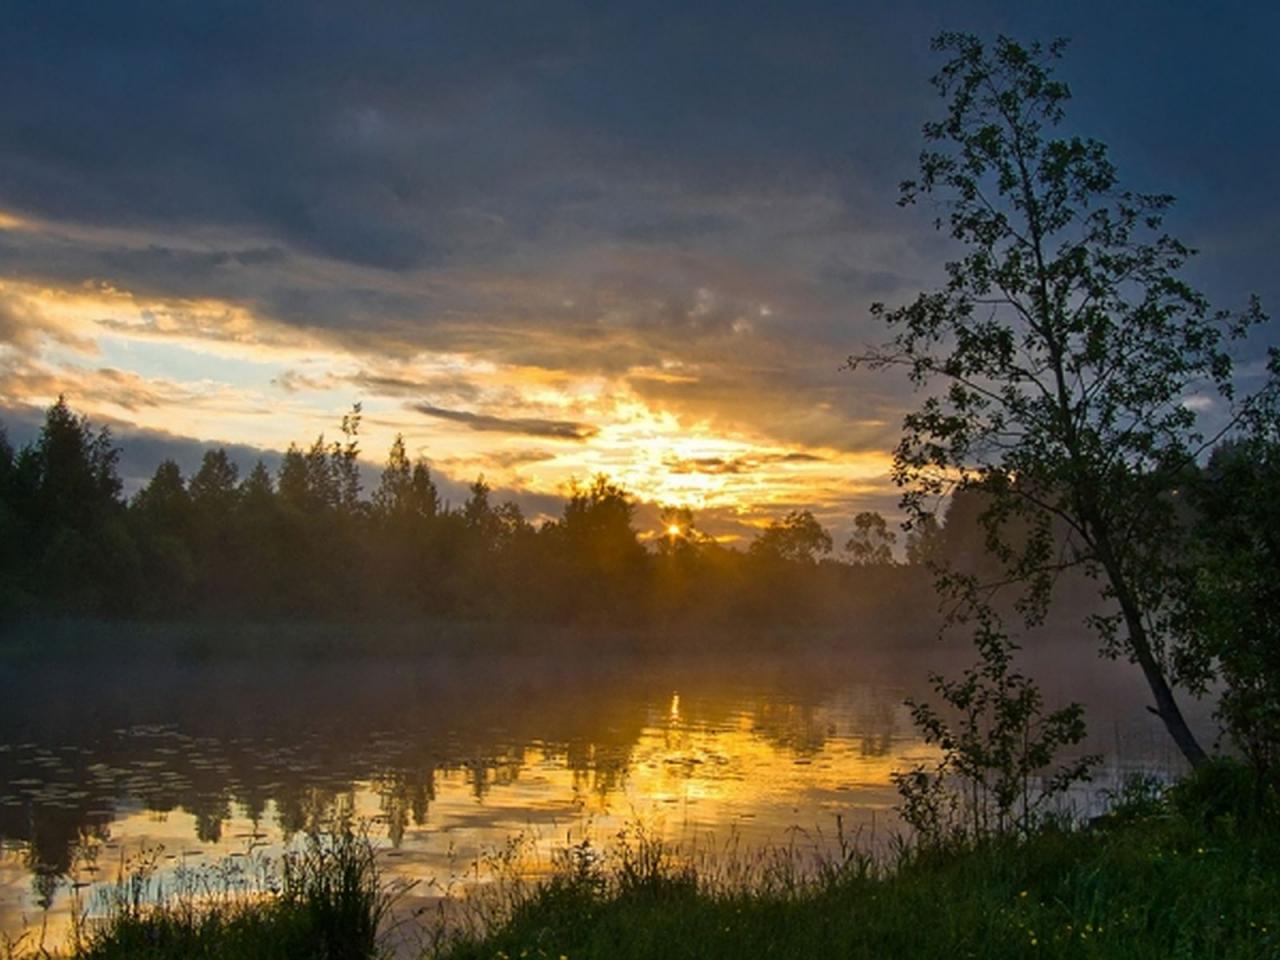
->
846;511;897;566
23;397;136;615
853;34;1278;766
131;460;195;614
749;510;832;565
1;398;944;628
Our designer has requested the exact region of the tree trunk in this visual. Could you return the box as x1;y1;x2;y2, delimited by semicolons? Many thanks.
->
1091;533;1208;768
1115;591;1208;768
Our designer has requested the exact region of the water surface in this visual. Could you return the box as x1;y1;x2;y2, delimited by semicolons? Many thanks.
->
0;631;1203;943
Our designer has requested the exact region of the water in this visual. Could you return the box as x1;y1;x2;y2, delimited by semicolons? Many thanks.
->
0;633;1203;944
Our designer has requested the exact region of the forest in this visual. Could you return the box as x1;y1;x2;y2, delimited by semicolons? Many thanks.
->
0;396;956;627
1;393;1274;644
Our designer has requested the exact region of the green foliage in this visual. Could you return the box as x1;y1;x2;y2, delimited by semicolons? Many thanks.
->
1176;438;1280;790
1167;756;1278;831
853;32;1278;766
435;788;1280;960
893;600;1096;842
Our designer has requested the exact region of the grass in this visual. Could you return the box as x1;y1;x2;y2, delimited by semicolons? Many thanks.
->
438;761;1280;960
7;761;1278;959
3;827;395;960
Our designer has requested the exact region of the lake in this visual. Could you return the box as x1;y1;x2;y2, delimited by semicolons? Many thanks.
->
0;628;1207;947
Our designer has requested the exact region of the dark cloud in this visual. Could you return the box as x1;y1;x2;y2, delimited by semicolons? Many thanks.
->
3;3;1273;287
475;448;561;469
412;403;598;440
664;451;827;475
0;2;1276;461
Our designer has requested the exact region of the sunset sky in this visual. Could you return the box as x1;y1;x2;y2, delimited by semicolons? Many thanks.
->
2;2;1276;542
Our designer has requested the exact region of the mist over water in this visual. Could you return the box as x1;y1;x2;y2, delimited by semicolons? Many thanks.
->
0;627;1211;942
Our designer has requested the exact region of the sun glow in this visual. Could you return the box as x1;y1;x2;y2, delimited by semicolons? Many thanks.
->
1;276;898;532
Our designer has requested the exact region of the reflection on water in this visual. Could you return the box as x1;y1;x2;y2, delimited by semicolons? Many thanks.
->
0;638;1203;941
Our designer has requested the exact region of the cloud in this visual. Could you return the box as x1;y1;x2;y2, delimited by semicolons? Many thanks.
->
477;448;561;469
0;2;1276;537
412;403;599;440
664;450;827;475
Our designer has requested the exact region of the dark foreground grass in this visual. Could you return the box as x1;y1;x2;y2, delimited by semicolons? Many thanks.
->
50;829;391;960
441;762;1280;960
12;762;1278;959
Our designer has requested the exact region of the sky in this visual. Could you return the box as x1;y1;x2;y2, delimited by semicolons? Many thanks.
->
1;1;1277;542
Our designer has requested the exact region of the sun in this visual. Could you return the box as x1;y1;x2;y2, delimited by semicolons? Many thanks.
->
666;524;683;537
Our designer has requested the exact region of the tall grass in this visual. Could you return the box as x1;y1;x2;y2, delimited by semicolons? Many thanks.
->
435;761;1280;959
6;762;1276;959
60;826;394;960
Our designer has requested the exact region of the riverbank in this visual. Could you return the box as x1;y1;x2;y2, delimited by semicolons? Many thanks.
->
438;761;1277;960
12;760;1276;960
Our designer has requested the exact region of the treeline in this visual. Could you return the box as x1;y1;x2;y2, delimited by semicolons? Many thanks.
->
0;398;956;627
4;398;1265;636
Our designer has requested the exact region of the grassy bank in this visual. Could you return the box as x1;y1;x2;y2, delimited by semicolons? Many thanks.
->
9;762;1277;959
439;763;1278;960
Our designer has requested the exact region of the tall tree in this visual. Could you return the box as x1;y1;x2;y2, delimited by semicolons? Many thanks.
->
853;35;1277;766
554;475;647;620
846;511;897;566
749;510;832;565
188;449;242;610
130;460;195;614
26;397;137;614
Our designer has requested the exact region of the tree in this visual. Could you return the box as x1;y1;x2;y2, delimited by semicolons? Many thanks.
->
187;449;242;609
24;397;138;615
277;444;312;513
845;510;897;566
656;505;711;559
553;475;647;620
894;601;1095;842
235;460;284;614
1178;439;1280;788
749;509;832;565
904;512;944;567
463;476;497;540
130;460;195;614
373;434;411;516
189;449;240;512
852;34;1277;767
